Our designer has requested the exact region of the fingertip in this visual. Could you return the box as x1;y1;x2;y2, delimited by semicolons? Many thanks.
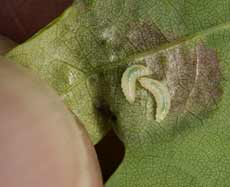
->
0;34;17;55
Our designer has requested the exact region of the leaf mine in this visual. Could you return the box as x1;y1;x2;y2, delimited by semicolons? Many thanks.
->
120;42;221;123
138;78;171;122
121;65;152;103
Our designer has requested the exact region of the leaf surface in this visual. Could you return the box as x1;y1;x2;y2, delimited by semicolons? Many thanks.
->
6;0;230;186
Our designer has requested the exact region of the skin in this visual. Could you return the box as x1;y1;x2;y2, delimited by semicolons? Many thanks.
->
0;35;16;55
0;37;103;186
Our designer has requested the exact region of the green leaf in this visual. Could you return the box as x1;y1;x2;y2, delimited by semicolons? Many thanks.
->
6;0;230;186
6;2;112;144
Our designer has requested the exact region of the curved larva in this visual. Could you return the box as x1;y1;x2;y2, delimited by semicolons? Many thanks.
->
138;77;171;122
121;65;152;103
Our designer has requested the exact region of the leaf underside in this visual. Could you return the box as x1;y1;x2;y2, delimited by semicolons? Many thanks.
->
6;0;230;186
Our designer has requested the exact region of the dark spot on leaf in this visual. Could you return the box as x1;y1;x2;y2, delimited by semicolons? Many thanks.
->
94;98;117;123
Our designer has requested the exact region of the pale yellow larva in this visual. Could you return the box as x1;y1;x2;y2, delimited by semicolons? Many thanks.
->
138;77;170;122
121;65;171;122
121;65;152;103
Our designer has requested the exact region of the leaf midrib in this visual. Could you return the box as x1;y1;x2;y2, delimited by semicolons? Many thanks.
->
91;21;230;74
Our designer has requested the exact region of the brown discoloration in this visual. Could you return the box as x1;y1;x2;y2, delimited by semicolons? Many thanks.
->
133;42;222;119
166;43;222;117
125;22;168;51
104;21;169;58
184;43;222;114
104;20;221;121
165;46;197;114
